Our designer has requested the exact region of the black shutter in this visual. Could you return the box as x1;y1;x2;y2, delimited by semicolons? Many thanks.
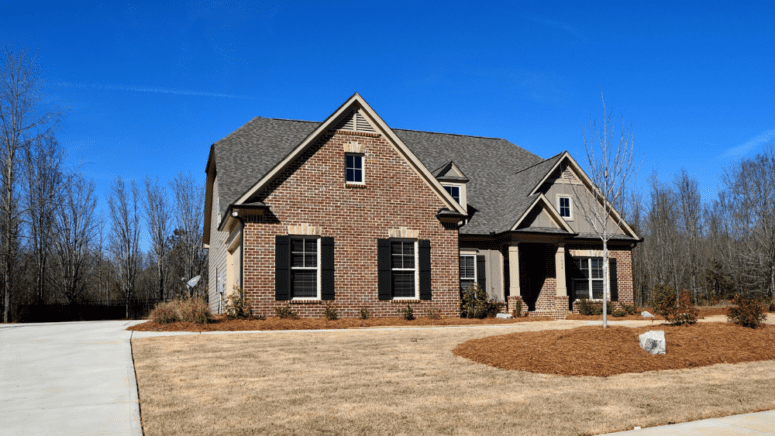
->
377;239;392;300
609;258;619;302
567;257;584;300
275;235;291;300
321;237;335;300
419;240;432;300
476;255;486;292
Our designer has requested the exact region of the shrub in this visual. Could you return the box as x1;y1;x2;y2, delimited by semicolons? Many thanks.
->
514;298;523;317
652;284;677;318
149;302;179;324
621;303;637;316
769;301;775;313
149;298;212;324
397;303;415;320
275;304;298;319
176;297;212;324
669;290;699;325
323;302;338;321
577;298;613;316
612;309;626;317
460;283;502;319
360;307;370;320
728;293;767;328
425;306;442;320
224;287;253;319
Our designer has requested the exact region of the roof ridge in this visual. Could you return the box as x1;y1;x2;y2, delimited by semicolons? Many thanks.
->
392;127;506;141
513;152;563;175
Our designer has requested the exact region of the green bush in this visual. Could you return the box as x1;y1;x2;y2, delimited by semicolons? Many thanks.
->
323;302;338;321
621;303;637;316
728;293;767;328
360;307;370;320
397;303;414;320
612;309;626;317
460;283;503;318
669;290;698;326
514;298;523;317
275;304;298;319
224;287;253;319
149;297;212;324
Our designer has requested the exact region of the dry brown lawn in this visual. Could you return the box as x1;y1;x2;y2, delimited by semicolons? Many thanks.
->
132;320;775;436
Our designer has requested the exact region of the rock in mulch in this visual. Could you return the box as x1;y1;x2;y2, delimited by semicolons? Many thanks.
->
496;313;514;319
639;330;666;354
641;311;655;318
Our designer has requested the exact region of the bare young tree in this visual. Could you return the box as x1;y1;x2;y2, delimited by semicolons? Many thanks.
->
0;47;59;322
169;171;205;297
108;176;141;318
25;134;64;304
52;173;98;304
143;176;171;302
574;93;637;328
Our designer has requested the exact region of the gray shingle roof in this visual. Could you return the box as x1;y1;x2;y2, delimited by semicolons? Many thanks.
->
210;117;562;235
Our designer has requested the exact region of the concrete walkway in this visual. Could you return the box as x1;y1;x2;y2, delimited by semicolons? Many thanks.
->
601;410;775;435
0;320;144;436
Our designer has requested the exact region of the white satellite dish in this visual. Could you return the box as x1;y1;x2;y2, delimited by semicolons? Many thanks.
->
186;275;201;290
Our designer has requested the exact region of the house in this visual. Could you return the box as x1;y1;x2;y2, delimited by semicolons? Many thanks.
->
203;93;640;319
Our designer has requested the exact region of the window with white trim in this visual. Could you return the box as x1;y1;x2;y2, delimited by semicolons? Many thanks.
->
291;237;320;298
559;196;572;218
573;257;603;299
459;255;476;291
444;185;460;203
391;240;417;298
345;154;363;183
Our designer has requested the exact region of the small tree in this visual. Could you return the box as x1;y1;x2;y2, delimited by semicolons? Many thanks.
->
108;176;141;318
573;92;638;328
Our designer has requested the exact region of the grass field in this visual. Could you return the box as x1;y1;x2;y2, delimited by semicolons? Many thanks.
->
132;320;775;436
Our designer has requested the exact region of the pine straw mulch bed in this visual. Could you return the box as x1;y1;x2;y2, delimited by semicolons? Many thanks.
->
565;306;733;321
453;322;775;377
127;314;552;332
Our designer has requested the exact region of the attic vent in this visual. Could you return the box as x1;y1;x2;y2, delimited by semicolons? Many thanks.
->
334;110;375;133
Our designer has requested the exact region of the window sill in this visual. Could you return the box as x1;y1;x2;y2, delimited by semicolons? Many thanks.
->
345;183;367;189
390;298;420;303
289;299;322;304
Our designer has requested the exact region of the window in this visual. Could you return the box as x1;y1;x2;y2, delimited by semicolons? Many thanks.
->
459;255;476;291
391;240;417;298
345;154;363;183
444;185;460;203
291;237;319;298
559;196;571;218
573;257;603;299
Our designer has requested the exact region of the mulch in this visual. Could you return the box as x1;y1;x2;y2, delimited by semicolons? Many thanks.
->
565;307;733;321
127;314;553;332
453;322;775;377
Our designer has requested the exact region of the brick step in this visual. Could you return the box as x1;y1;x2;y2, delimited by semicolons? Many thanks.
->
527;310;569;320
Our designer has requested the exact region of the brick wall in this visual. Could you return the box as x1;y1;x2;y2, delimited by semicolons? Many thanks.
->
241;130;460;318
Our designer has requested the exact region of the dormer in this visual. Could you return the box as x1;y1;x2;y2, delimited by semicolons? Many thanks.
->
433;161;469;211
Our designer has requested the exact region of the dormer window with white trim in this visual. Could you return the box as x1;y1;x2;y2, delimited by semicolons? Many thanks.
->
558;195;572;219
444;185;460;203
345;154;364;184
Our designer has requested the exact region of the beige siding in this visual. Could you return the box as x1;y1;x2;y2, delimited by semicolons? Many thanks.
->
482;249;504;302
208;175;229;314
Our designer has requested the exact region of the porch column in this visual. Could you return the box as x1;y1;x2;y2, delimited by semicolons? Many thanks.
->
508;242;521;297
555;243;567;297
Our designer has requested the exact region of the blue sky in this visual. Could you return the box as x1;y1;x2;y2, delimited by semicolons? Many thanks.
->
2;1;774;225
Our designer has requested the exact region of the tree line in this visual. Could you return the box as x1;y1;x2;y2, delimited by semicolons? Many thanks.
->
629;145;775;306
0;48;206;322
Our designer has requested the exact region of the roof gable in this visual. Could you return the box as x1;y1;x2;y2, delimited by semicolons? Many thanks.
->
511;194;574;233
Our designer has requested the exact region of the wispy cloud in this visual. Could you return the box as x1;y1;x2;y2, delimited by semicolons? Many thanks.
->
54;82;252;99
720;128;775;158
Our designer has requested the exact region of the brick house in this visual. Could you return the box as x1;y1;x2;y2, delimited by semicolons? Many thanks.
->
203;93;640;319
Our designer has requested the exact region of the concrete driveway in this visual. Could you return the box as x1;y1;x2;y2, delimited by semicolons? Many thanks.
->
0;320;144;436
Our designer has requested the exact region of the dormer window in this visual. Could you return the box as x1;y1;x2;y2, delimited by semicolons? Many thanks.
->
345;154;363;184
444;186;460;203
558;195;572;219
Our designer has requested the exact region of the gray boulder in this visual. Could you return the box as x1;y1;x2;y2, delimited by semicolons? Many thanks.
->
496;313;514;320
639;330;666;355
641;311;655;318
